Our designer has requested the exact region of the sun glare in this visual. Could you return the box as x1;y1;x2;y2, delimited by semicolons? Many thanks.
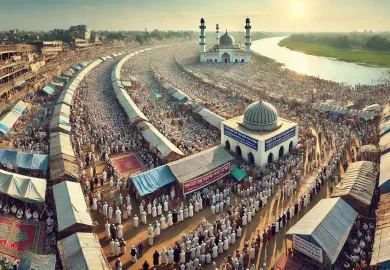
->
293;1;305;17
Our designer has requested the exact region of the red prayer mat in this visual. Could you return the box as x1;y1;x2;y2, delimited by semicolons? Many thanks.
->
111;154;144;176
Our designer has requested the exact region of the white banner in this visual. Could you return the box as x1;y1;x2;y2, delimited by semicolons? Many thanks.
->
293;234;323;263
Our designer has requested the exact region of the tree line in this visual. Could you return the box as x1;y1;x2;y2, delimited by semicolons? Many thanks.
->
284;33;390;52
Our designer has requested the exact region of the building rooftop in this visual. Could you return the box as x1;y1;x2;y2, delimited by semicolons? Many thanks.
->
222;115;297;141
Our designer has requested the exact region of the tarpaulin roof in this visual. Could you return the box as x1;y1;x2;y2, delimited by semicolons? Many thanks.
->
131;165;176;197
0;100;27;135
170;88;188;103
56;75;69;81
19;252;56;270
380;121;390;137
0;148;48;171
57;233;110;270
0;169;46;204
49;114;70;131
379;152;390;189
359;144;379;154
168;146;234;183
50;132;75;159
42;85;55;95
330;161;377;206
380;132;390;154
138;122;184;158
53;181;93;232
371;193;390;267
285;198;357;264
348;109;375;121
197;108;226;130
50;158;78;181
53;103;71;117
231;167;246;181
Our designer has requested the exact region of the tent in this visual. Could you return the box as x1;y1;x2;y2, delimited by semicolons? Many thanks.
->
53;181;93;233
380;132;390;154
197;108;226;130
42;85;56;95
0;148;49;171
131;165;176;197
57;233;110;270
0;100;28;135
50;155;78;182
51;81;65;87
0;169;46;204
285;198;357;265
230;167;247;181
50;132;75;159
137;121;184;159
330;161;377;215
149;92;162;99
19;252;56;270
370;193;390;268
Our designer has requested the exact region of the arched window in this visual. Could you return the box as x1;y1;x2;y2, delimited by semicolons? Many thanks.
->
215;59;217;62
289;141;293;152
248;152;255;164
225;140;231;151
279;146;284;159
236;145;242;157
235;59;238;63
268;153;273;164
241;59;244;62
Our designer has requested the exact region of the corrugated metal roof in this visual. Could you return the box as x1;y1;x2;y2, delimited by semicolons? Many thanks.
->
53;181;93;231
49;132;74;159
380;133;390;153
330;161;377;206
198;108;226;130
168;146;234;184
285;198;357;264
379;152;390;189
371;193;390;266
57;233;110;270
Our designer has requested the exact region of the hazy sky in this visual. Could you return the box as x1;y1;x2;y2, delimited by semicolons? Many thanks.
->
0;0;389;32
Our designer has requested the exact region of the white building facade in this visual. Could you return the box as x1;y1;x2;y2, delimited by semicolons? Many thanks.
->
199;18;252;63
221;101;298;166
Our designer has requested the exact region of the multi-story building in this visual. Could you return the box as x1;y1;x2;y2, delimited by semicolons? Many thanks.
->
74;39;94;51
0;44;39;98
69;25;90;41
36;41;63;55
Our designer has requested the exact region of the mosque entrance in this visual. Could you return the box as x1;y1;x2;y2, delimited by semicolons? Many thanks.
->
222;53;230;63
279;146;284;158
225;140;231;151
248;152;255;164
289;141;293;152
236;145;242;157
268;153;274;164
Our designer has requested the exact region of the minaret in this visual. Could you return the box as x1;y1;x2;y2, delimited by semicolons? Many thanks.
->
199;18;206;53
216;24;220;45
245;17;251;53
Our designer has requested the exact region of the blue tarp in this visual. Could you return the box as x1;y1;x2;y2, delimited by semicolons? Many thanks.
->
0;149;49;171
131;165;176;197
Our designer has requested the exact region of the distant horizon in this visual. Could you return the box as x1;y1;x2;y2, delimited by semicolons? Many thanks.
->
0;0;389;32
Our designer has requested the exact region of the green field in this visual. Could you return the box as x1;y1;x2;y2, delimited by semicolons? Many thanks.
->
278;39;390;68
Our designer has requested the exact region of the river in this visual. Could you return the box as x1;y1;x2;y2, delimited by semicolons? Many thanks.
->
251;37;390;86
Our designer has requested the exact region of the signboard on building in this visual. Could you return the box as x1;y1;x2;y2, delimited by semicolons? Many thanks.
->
293;235;323;263
183;163;230;194
265;127;296;152
224;126;258;151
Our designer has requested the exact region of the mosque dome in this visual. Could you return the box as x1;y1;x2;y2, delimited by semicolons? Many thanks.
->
220;31;235;45
242;100;280;131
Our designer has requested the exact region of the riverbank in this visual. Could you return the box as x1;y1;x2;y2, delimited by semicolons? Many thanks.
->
278;39;390;68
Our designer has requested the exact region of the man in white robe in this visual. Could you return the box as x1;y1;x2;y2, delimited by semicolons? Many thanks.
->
115;207;121;223
117;222;123;238
155;221;161;237
189;204;194;217
133;215;139;228
141;211;147;224
105;221;111;237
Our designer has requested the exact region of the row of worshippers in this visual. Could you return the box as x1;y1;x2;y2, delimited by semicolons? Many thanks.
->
343;217;376;269
1;202;38;221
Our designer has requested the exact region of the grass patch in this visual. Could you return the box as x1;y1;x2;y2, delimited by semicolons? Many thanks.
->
279;40;390;68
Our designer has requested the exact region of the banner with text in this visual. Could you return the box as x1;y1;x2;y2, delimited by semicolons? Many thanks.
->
293;234;323;263
224;126;258;151
183;163;231;194
265;127;296;152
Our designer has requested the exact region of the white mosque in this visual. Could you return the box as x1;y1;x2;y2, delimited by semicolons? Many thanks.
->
199;18;252;63
221;100;298;166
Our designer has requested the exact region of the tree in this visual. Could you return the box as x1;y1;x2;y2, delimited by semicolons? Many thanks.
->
135;35;145;45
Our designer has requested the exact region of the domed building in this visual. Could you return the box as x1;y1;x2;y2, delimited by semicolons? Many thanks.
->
221;100;298;166
199;18;252;63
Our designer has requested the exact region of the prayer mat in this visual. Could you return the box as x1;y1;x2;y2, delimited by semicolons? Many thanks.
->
111;154;144;176
0;216;44;260
272;254;315;270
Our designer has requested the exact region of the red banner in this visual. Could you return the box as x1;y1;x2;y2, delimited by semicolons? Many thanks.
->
183;163;231;194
